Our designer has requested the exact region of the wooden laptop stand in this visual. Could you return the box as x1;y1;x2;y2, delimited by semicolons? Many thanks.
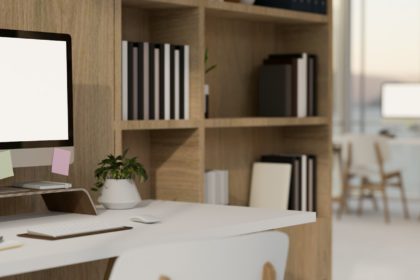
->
0;187;97;215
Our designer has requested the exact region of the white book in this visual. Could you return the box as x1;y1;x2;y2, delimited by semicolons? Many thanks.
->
301;155;307;211
164;44;170;120
205;171;217;204
154;47;160;120
249;162;292;211
174;49;180;120
297;53;308;117
133;46;138;119
184;45;190;120
143;43;150;120
122;41;128;121
219;170;229;205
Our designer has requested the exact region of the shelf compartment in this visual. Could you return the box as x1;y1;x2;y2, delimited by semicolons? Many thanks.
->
123;129;202;202
205;0;328;25
205;117;328;128
117;120;200;130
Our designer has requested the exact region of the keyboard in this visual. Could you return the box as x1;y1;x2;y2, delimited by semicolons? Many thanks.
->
26;221;129;239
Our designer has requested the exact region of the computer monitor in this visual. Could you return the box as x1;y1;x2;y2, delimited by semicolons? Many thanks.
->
382;83;420;119
0;29;74;167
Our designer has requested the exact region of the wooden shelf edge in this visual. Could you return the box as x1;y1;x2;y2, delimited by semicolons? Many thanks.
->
205;117;328;128
122;0;198;8
205;0;328;24
116;120;200;130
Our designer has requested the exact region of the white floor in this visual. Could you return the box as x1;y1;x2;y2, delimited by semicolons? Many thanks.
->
333;198;420;280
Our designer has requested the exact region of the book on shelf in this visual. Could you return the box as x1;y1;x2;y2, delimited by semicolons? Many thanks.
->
254;0;327;15
205;170;229;205
259;52;317;118
249;162;292;211
260;154;317;212
121;41;190;121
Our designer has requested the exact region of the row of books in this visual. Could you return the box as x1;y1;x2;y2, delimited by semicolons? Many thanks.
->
204;170;229;205
259;53;317;118
255;0;327;15
122;41;190;121
250;154;316;212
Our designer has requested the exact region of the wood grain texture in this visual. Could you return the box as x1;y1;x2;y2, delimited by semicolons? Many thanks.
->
205;16;278;117
206;0;328;24
151;129;202;202
205;117;328;128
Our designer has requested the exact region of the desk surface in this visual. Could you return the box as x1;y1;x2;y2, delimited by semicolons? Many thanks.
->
0;200;315;278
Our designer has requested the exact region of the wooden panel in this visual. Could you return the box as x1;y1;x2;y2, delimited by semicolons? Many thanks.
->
205;16;277;117
151;129;202;202
123;130;154;199
118;119;200;130
205;0;328;24
205;117;328;128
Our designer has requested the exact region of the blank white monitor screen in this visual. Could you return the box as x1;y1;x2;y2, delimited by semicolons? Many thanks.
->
382;83;420;118
0;36;69;144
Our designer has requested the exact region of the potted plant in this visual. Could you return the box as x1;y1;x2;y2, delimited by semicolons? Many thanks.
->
93;150;148;210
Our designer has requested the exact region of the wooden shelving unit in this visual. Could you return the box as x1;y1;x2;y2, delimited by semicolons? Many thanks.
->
114;0;332;279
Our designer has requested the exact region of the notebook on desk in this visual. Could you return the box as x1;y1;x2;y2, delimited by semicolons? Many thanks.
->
18;221;133;240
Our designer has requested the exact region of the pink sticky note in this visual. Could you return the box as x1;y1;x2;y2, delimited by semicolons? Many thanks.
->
51;148;71;176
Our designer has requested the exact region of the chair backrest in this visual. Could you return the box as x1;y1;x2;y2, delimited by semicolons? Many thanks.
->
340;133;390;175
109;231;289;280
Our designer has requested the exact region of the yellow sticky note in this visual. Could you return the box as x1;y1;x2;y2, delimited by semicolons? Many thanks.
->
0;150;14;180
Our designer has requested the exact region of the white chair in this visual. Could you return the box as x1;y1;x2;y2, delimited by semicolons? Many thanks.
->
109;231;289;280
338;133;409;222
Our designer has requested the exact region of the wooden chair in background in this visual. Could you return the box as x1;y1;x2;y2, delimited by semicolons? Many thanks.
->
338;134;410;223
108;231;289;280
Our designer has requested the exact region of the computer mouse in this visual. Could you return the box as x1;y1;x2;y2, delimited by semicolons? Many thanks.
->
130;215;160;224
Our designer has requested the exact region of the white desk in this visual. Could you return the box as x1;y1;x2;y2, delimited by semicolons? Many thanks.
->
0;200;315;278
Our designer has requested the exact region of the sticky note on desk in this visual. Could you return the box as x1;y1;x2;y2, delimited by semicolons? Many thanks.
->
51;148;71;176
0;150;14;180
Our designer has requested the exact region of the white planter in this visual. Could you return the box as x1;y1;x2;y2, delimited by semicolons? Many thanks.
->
98;179;141;210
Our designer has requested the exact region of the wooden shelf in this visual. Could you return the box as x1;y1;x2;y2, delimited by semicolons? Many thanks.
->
205;117;328;128
205;0;328;24
123;0;198;9
117;120;200;130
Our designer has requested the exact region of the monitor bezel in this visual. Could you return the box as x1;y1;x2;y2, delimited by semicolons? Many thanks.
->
0;29;73;149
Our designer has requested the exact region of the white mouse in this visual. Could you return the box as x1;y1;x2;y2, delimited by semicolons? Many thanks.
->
130;215;161;224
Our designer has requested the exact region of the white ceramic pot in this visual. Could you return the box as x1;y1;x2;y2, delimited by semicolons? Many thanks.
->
240;0;255;4
98;179;141;210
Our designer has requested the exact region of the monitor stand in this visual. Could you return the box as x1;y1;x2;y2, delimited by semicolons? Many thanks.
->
0;187;97;215
15;181;72;190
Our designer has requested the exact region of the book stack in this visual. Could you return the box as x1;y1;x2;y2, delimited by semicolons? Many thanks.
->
258;53;317;118
254;0;327;15
204;170;229;205
122;41;190;121
250;154;317;212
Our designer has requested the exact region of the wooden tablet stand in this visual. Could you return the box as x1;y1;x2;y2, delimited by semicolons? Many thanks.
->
0;187;97;215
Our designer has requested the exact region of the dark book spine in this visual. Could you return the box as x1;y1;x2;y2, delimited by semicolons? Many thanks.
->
179;46;185;119
137;43;144;120
127;42;134;120
148;43;155;119
170;45;176;120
